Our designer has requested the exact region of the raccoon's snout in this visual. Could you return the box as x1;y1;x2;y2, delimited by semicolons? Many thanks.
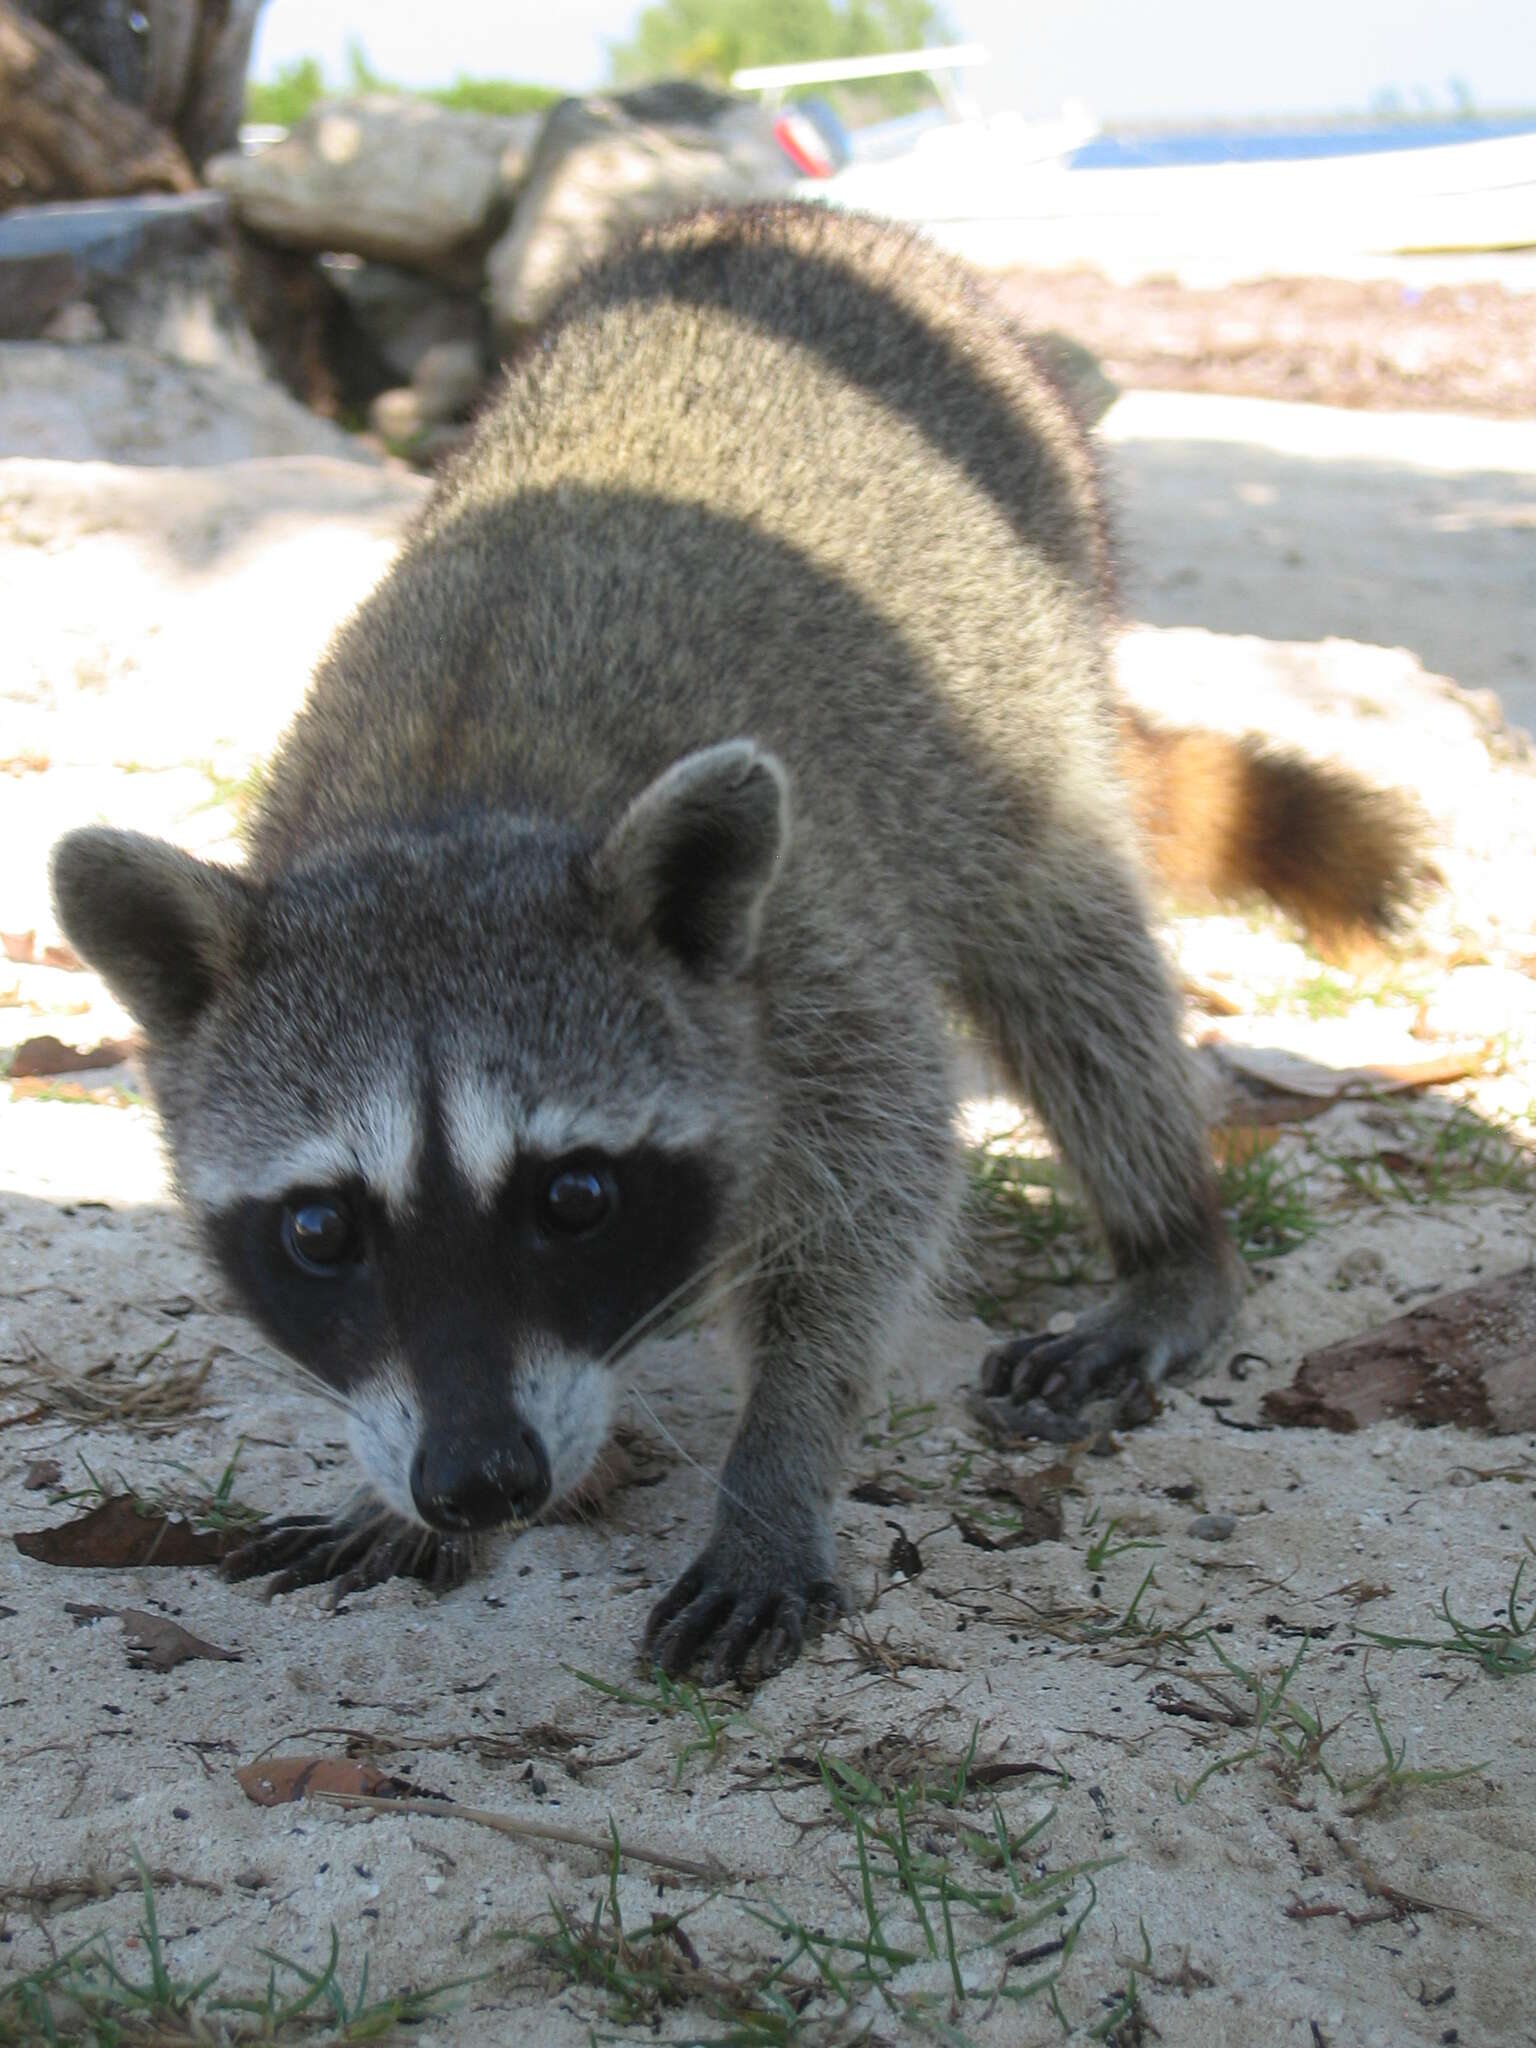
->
409;1424;551;1532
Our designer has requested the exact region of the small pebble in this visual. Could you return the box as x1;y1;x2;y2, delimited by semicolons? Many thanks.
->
1335;1247;1386;1290
1186;1513;1236;1541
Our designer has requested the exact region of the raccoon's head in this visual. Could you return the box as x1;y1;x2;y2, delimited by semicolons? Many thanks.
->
50;741;787;1535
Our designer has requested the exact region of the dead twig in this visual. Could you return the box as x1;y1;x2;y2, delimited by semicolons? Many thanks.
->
1;1337;213;1435
0;1865;221;1914
1322;1824;1490;1929
313;1790;732;1884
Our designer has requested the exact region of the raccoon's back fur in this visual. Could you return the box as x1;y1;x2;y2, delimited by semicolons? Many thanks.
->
51;203;1422;1679
257;207;1416;947
255;207;1120;886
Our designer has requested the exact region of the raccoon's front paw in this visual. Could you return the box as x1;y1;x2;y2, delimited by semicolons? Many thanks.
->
223;1502;476;1603
643;1527;848;1684
975;1243;1243;1442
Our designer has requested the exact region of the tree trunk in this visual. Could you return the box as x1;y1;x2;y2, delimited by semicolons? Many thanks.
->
176;0;265;169
0;1;196;206
142;0;199;128
13;0;148;103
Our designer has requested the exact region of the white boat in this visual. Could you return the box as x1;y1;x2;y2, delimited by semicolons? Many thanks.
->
736;49;1536;285
838;125;1536;282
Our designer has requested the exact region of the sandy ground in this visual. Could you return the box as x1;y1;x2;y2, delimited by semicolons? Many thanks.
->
2;346;1535;2046
996;268;1536;422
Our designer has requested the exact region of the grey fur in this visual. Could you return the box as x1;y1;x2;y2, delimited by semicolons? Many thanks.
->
51;203;1243;1679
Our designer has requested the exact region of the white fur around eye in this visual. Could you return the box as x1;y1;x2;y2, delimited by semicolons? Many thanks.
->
185;1086;422;1215
343;1349;611;1527
345;1367;422;1522
516;1351;615;1504
441;1073;523;1206
441;1075;719;1209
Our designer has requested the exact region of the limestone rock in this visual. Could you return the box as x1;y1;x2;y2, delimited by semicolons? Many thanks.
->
368;384;424;444
320;256;483;382
486;87;795;342
206;96;543;275
411;338;483;422
0;340;375;464
0;191;262;376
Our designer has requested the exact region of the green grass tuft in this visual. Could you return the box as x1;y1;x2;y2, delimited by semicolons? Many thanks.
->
0;1853;476;2045
1217;1143;1316;1260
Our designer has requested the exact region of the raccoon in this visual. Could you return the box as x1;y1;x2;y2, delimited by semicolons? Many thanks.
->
50;204;1419;1680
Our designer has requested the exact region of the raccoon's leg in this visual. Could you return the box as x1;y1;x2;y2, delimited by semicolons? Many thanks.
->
223;1493;476;1602
645;973;958;1683
968;837;1242;1439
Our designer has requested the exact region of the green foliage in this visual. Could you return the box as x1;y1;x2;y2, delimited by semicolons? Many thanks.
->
245;37;560;129
1217;1141;1317;1261
608;0;955;116
423;79;563;116
342;36;389;95
527;1752;1115;2036
1359;1552;1536;1679
244;54;326;127
0;1853;475;2044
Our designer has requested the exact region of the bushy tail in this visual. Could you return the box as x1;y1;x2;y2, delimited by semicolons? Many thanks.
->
1117;706;1429;952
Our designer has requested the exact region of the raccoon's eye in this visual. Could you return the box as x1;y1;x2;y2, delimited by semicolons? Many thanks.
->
540;1163;615;1238
280;1195;358;1275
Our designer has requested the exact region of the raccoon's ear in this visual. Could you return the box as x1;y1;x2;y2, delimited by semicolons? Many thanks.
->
50;828;254;1044
593;741;790;977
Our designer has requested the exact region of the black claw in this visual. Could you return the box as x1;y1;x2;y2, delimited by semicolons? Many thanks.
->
645;1563;706;1644
977;1250;1240;1442
223;1515;331;1582
1113;1378;1161;1430
703;1592;785;1684
979;1333;1051;1396
646;1582;730;1676
641;1542;846;1682
223;1508;473;1601
976;1315;1152;1443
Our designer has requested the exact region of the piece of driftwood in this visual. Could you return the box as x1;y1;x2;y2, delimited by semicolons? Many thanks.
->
1263;1266;1536;1433
14;0;262;169
176;0;264;170
16;0;150;105
0;2;195;206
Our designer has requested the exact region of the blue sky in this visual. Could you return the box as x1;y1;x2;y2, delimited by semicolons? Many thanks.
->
251;1;1536;123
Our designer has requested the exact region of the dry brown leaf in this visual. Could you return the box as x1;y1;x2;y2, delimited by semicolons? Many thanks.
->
984;1454;1085;1509
1206;1037;1493;1102
9;1034;131;1078
118;1608;241;1671
14;1496;230;1569
66;1601;241;1671
1368;1048;1499;1088
849;1473;923;1506
956;1510;1062;1551
0;932;82;970
1263;1267;1536;1434
236;1755;427;1807
1181;977;1243;1017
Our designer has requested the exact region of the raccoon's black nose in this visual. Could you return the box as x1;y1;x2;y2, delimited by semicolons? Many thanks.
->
410;1426;551;1532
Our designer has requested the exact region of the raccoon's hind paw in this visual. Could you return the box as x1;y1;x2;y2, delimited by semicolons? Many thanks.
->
223;1505;475;1603
975;1244;1242;1443
644;1535;848;1685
